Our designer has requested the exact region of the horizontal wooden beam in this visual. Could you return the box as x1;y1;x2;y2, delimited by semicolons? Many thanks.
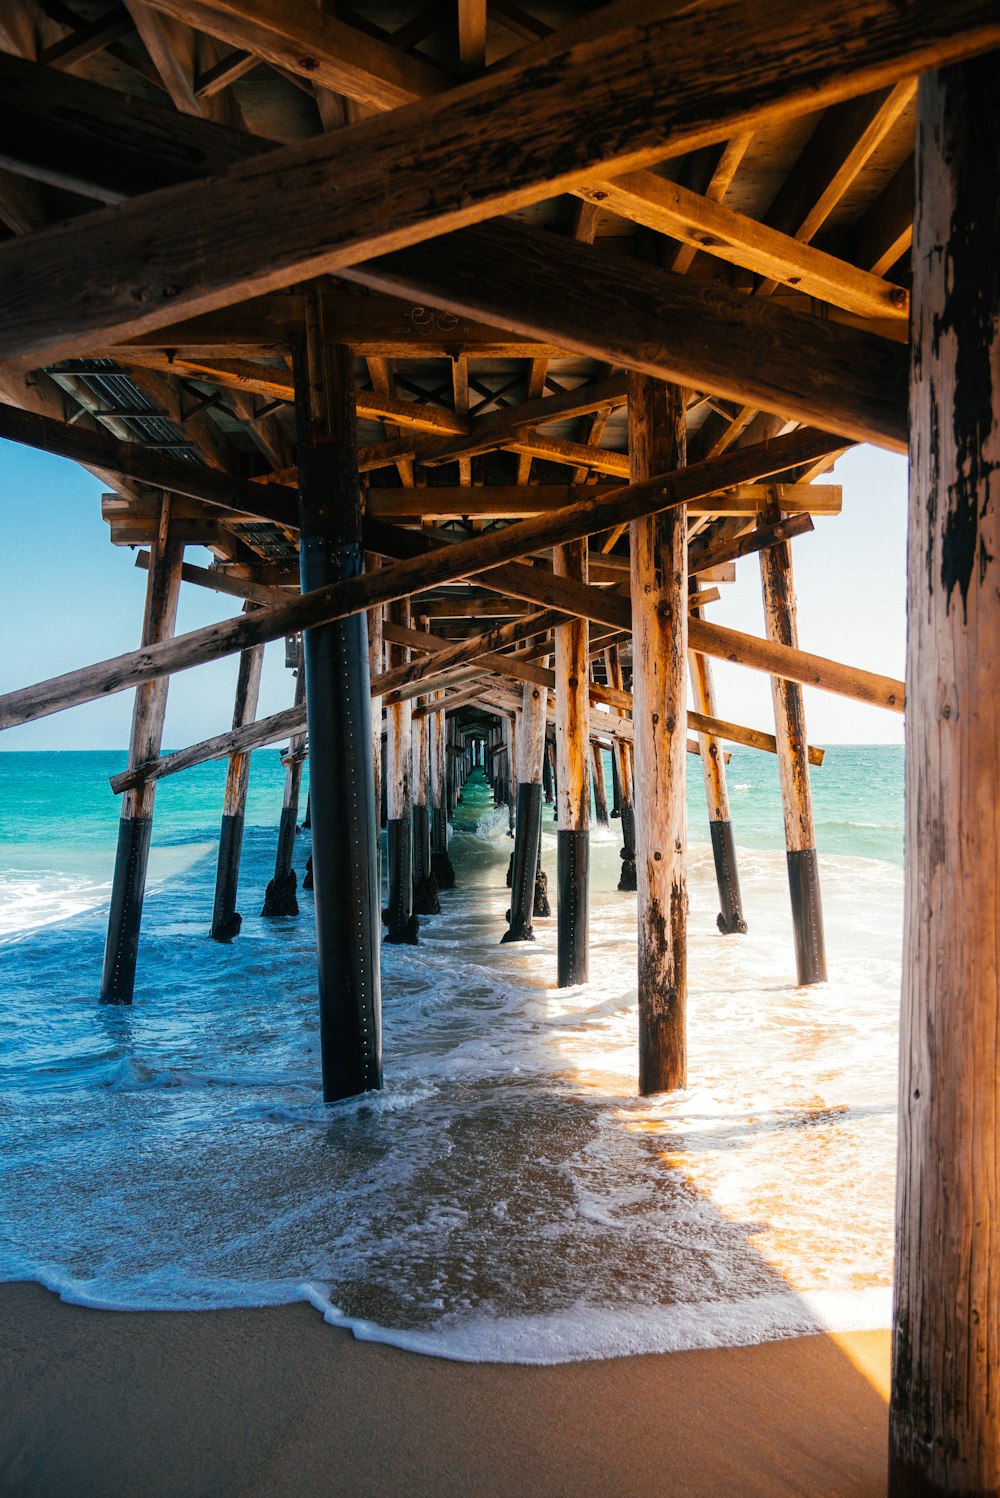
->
0;403;298;528
134;549;290;607
575;170;910;321
110;700;305;792
0;427;838;727
419;374;629;467
365;482;842;521
3;0;997;363
346;219;909;451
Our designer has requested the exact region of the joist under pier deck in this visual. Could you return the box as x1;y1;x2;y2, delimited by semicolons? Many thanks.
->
3;2;1000;1487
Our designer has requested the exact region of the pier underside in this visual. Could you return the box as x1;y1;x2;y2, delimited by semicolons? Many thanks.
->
0;1;998;1490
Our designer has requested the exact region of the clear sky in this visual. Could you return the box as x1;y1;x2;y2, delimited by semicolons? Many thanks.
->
0;437;907;752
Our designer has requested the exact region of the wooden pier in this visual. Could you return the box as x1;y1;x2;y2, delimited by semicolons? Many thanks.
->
0;3;998;1489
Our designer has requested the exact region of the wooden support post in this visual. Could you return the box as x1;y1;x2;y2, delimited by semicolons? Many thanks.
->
100;500;182;1003
411;700;440;914
630;374;688;1094
210;631;265;941
688;592;747;935
591;739;610;827
542;733;554;804
385;596;418;944
506;712;518;835
605;645;637;890
759;491;827;984
554;542;589;986
262;669;305;916
610;743;622;817
503;665;548;943
430;693;455;887
890;53;1000;1498
293;305;381;1099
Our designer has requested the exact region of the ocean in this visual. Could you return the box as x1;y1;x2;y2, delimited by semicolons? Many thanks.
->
0;744;903;1363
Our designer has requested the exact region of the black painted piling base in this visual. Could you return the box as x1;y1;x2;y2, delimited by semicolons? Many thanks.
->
211;811;246;942
100;814;153;1004
302;854;313;891
411;805;441;914
262;868;298;917
709;819;748;935
413;875;441;915
787;846;827;985
503;782;542;944
533;869;551;918
618;803;637;892
430;806;455;889
384;818;419;944
557;828;589;987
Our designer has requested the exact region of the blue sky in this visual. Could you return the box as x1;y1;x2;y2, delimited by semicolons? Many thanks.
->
0;437;906;751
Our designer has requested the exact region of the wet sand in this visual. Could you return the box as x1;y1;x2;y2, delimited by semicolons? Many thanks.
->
0;1282;889;1497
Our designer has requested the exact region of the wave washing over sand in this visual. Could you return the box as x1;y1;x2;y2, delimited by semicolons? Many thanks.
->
0;752;902;1363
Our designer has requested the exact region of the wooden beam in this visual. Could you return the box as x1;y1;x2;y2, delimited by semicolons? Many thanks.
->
347;220;909;451
0;427;850;728
419;374;629;467
365;482;842;521
111;700;306;791
0;51;265;204
3;0;998;363
139;0;450;108
0;403;298;528
576;170;910;321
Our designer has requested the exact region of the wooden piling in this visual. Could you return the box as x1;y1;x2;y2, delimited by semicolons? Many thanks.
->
294;303;381;1099
554;541;589;986
100;499;183;1003
411;699;441;914
430;692;455;887
210;631;265;941
688;594;747;935
605;645;637;890
890;53;1000;1498
591;739;610;827
759;490;827;984
262;669;305;917
629;374;688;1094
503;668;548;944
385;596;418;944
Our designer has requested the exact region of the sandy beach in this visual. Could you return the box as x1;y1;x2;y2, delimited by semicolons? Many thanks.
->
0;1283;889;1497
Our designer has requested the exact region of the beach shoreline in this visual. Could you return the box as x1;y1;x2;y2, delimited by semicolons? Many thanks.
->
0;1281;889;1497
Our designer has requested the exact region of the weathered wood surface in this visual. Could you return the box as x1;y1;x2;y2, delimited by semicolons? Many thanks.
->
3;0;999;362
0;429;841;728
135;550;289;608
688;511;814;576
554;540;589;986
376;610;559;695
348;220;909;449
111;700;307;792
365;482;842;521
576;169;910;319
139;0;450;108
211;632;265;941
100;502;183;1002
0;403;298;528
630;376;688;1093
891;54;1000;1498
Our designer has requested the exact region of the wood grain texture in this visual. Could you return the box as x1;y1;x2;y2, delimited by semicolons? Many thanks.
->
630;375;688;1094
3;0;998;362
890;54;1000;1498
554;542;589;833
350;220;909;450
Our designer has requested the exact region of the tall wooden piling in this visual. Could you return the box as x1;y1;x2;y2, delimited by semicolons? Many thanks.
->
100;499;183;1003
412;700;441;913
688;598;747;935
759;491;827;984
503;672;548;943
262;667;305;916
605;645;637;890
629;374;688;1094
890;53;1000;1498
554;541;589;986
430;693;455;887
294;300;381;1099
385;596;418;944
210;630;265;941
591;739;610;827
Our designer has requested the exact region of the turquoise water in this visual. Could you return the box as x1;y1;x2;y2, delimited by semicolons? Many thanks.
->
0;746;903;1361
